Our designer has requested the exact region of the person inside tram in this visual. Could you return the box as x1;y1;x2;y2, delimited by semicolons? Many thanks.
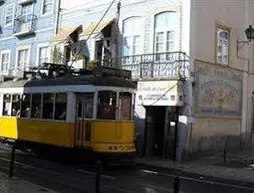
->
43;107;53;119
12;107;17;116
100;101;114;119
33;106;41;118
58;107;66;120
24;107;30;117
16;108;21;117
12;107;20;116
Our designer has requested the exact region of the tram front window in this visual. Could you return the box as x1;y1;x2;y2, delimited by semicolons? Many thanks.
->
97;91;116;120
119;92;132;120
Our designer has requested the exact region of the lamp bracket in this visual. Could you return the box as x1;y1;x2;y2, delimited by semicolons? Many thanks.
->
237;39;251;52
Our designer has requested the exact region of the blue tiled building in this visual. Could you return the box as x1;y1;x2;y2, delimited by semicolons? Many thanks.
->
0;0;60;77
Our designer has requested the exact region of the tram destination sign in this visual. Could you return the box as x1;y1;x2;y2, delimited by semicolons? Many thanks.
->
137;80;184;106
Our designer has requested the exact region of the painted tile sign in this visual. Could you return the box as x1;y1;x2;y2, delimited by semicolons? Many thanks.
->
194;61;243;116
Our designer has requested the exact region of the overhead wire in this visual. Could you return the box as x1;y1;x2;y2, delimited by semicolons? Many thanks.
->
68;0;117;69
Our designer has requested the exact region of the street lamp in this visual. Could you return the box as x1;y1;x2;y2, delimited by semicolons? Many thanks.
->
245;25;254;40
237;25;254;59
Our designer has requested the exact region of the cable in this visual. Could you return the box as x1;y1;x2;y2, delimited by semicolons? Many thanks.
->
68;0;117;69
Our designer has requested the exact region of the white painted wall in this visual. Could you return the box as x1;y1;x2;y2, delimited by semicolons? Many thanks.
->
189;0;254;152
190;0;248;71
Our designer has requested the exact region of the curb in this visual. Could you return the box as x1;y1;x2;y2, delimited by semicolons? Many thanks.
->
136;162;254;189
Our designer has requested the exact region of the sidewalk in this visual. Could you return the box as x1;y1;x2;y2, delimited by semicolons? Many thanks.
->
0;173;56;193
136;150;254;184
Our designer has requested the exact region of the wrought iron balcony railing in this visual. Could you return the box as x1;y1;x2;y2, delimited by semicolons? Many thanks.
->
13;14;37;36
103;52;189;80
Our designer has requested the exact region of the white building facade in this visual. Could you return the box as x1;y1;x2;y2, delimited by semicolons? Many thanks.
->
55;0;254;161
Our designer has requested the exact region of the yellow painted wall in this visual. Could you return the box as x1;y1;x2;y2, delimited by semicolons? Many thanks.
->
92;121;135;143
0;118;135;153
0;117;75;148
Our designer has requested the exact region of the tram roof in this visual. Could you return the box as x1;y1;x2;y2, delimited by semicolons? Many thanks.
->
0;64;136;89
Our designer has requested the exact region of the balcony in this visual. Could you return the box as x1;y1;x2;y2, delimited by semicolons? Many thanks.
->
104;52;189;80
13;14;37;37
18;0;34;5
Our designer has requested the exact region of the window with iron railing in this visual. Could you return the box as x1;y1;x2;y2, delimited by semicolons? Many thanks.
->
122;17;143;57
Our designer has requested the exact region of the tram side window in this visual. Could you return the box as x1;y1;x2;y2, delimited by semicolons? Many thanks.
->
84;94;94;118
21;94;31;118
54;93;67;120
77;94;94;119
2;94;11;116
97;91;116;120
42;93;54;119
31;94;42;119
11;95;21;117
119;92;132;120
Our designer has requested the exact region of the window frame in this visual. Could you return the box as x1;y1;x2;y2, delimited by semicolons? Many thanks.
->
76;93;94;120
122;16;144;56
0;50;11;74
20;93;32;119
31;93;43;119
36;43;50;66
15;45;31;71
41;0;54;16
2;93;12;117
41;93;55;120
4;3;15;27
54;93;68;121
154;11;177;55
20;3;34;16
11;94;22;117
215;23;231;65
119;92;133;121
97;90;117;120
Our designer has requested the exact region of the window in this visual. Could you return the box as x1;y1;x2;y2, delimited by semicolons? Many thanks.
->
0;51;10;73
97;91;116;120
17;49;29;70
42;0;53;15
216;26;230;65
42;93;54;119
21;94;31;118
154;12;178;58
11;95;21;117
2;94;11;116
5;4;14;26
77;94;94;119
54;93;67;120
31;94;42;118
122;17;142;56
38;46;49;66
119;92;132;120
83;94;94;119
21;4;33;16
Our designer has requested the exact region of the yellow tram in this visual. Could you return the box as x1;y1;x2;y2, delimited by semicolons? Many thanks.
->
0;64;136;162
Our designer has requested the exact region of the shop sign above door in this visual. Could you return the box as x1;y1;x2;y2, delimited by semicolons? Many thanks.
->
137;80;184;106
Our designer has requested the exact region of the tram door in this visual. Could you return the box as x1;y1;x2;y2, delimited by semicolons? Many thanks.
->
75;93;94;147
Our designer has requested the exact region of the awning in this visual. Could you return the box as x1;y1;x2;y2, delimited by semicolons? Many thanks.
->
54;25;83;42
80;18;116;37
